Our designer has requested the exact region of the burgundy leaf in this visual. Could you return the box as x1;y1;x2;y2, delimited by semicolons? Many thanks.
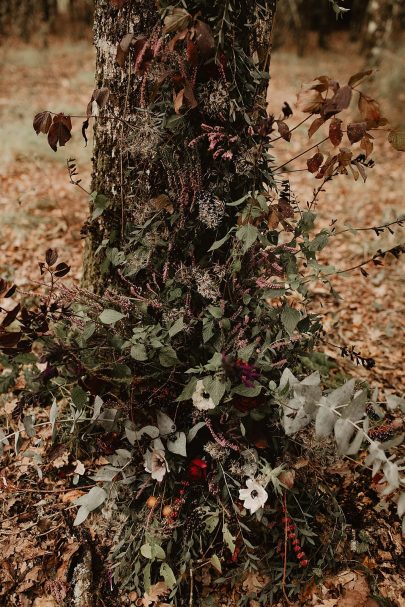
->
192;20;215;61
307;151;324;174
33;111;52;135
308;117;325;139
45;248;58;266
82;119;89;146
323;85;352;118
47;114;72;152
0;331;22;348
329;117;343;146
347;122;367;144
54;263;71;278
276;120;291;142
2;304;21;328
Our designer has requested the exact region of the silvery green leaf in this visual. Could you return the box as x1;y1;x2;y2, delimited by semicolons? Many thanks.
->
160;562;177;589
281;306;301;336
14;431;21;455
187;421;206;442
222;523;236;554
176;377;198;401
397;492;405;518
341;389;367;421
334;418;355;454
315;396;337;438
74;486;107;512
135;425;160;441
97;408;117;432
167;431;187;457
23;415;35;438
365;441;387;476
210;554;222;573
157;411;176;435
385;394;405;413
151;437;165;451
168;316;184;337
0;428;9;455
345;418;369;455
91;466;120;482
382;461;400;490
140;543;165;560
73;505;90;526
92;395;103;421
204;376;226;406
99;309;125;324
279;368;298;392
282;397;312;435
381;432;405;450
50;400;58;439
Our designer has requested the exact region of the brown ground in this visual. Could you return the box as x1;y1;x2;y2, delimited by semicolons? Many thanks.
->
0;32;404;607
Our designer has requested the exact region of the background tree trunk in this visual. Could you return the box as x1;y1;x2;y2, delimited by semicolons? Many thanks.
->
362;0;401;65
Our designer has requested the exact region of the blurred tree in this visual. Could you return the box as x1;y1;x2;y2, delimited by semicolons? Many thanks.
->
362;0;402;65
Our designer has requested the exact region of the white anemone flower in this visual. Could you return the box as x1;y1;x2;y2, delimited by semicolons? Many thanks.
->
144;449;169;482
239;478;268;514
192;379;215;411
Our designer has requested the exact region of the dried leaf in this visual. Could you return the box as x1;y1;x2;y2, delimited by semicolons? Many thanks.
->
192;20;215;60
307;151;324;173
323;85;352;118
329;117;343;146
47;114;72;152
360;135;373;157
358;93;381;126
347;121;367;144
45;248;58;266
276;120;291;141
308;116;325;138
388;129;405;152
116;33;135;68
297;88;324;113
348;69;373;87
163;7;192;34
33;111;52;135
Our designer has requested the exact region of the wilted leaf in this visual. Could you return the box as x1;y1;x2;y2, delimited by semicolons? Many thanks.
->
276;120;291;141
358;93;381;126
307;151;324;173
388;129;405;152
308;116;325;138
323;85;352;118
348;69;373;87
329;117;343;146
192;20;215;60
347;121;367;144
164;7;192;33
297;88;324;113
47;113;72;152
33;111;52;135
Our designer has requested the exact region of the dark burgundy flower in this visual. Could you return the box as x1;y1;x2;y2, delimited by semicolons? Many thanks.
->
187;458;208;482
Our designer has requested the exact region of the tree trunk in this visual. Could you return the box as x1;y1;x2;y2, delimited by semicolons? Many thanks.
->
362;0;401;65
82;0;278;292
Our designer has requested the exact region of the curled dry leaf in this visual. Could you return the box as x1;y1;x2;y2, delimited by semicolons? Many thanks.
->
307;151;324;174
348;69;373;87
163;7;192;34
358;93;382;126
329;117;343;146
347;121;367;144
33;111;52;135
388;129;405;152
47;113;72;152
276;120;291;141
308;116;325;138
323;85;352;118
297;88;324;113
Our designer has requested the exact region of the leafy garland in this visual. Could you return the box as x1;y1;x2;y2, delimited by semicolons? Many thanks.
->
1;0;405;604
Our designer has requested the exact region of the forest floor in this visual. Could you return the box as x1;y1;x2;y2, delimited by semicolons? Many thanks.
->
0;33;404;607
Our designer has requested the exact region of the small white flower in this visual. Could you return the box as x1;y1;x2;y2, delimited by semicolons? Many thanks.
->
144;449;169;482
239;478;268;514
192;380;215;411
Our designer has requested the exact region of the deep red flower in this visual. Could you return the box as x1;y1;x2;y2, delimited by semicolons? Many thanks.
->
187;458;208;482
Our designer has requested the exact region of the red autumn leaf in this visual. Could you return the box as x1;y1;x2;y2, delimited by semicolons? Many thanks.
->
348;69;373;87
167;28;189;53
47;114;72;152
308;116;325;138
347;121;367;144
307;151;324;174
110;0;127;6
323;85;352;118
358;93;381;126
192;20;215;61
329;117;343;146
360;135;374;157
276;120;291;142
33;111;52;135
186;39;199;67
116;33;135;68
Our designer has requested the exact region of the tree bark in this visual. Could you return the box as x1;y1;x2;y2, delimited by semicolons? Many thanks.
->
362;0;401;65
82;0;278;292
